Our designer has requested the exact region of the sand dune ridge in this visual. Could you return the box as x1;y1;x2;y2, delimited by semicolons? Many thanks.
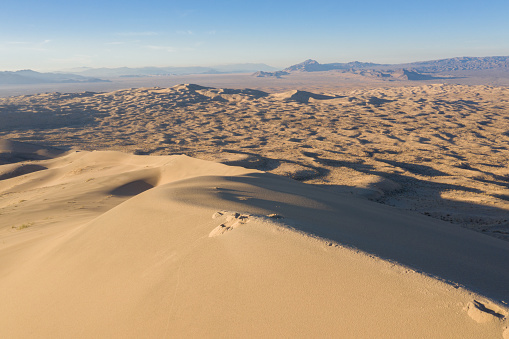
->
1;147;508;337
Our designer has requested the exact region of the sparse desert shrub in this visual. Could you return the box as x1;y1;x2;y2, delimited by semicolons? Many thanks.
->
12;222;33;230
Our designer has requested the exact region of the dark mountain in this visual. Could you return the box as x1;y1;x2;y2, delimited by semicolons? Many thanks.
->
252;71;289;78
349;68;444;81
0;70;108;85
391;69;439;80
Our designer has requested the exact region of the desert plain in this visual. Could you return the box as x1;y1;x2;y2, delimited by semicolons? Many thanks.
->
1;72;509;338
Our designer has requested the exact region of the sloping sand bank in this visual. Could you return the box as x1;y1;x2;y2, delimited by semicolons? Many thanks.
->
0;149;508;338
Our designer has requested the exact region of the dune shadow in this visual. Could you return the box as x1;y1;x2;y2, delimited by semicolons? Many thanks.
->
367;97;395;107
0;164;48;180
0;139;70;164
221;149;330;180
374;159;449;177
110;180;155;196
0;105;107;132
203;173;509;302
309;157;509;237
249;151;508;240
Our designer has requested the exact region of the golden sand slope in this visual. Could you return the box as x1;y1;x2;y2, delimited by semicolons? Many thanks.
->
0;147;508;338
1;83;509;241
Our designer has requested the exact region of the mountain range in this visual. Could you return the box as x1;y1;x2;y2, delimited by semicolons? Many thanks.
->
0;70;108;85
251;56;509;80
0;64;278;86
283;56;509;73
62;63;278;78
2;56;509;86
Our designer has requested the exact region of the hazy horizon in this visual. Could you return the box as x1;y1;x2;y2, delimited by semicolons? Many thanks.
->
5;55;509;74
1;0;508;72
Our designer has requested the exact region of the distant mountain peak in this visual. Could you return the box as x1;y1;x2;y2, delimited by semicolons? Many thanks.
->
284;59;324;72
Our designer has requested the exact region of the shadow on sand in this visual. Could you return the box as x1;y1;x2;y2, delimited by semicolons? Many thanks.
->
176;172;509;302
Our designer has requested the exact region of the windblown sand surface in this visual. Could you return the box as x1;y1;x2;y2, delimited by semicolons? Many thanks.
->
1;144;508;338
1;83;509;241
2;81;509;337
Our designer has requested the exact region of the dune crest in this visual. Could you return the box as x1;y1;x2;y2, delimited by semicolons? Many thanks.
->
269;89;340;102
0;147;508;337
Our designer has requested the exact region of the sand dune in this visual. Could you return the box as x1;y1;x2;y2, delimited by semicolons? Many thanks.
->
269;89;341;103
1;148;508;338
2;82;509;336
1;83;509;241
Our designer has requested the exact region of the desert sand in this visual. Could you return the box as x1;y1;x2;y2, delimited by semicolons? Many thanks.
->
1;80;509;338
1;82;509;240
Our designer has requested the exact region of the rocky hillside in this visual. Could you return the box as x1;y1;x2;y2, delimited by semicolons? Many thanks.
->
281;56;509;74
401;56;509;72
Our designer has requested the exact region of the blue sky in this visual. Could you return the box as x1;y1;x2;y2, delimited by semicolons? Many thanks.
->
1;0;508;71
